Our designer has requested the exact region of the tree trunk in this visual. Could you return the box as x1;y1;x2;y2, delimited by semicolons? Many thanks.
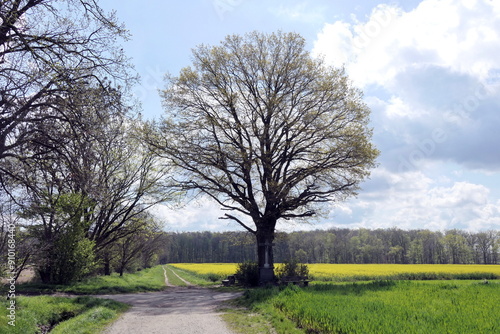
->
103;255;111;276
38;267;51;284
255;221;276;285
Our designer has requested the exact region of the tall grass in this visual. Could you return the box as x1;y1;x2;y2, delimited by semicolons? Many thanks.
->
242;280;500;333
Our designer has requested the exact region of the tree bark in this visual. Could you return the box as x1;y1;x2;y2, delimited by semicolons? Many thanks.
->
103;252;111;276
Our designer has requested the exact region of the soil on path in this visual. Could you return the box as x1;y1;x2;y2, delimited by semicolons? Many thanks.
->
101;286;242;334
102;267;242;334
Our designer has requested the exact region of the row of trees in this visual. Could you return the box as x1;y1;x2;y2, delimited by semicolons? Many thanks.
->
0;0;167;283
160;228;500;265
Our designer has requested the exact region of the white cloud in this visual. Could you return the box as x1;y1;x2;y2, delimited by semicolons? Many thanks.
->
330;169;500;232
314;0;500;172
150;198;232;232
427;182;489;208
313;21;354;66
385;96;425;119
313;0;500;88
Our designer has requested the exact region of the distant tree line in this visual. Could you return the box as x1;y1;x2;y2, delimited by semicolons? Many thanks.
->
159;228;500;265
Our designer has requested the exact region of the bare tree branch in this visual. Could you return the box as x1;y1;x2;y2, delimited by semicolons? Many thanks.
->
220;214;256;234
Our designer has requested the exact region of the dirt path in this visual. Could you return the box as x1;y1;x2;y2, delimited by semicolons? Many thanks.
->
101;266;242;334
162;266;174;287
101;287;241;334
163;265;193;286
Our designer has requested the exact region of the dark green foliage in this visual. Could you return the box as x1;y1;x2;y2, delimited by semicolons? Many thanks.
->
27;193;97;284
275;259;309;279
160;228;499;265
236;261;260;287
206;273;221;282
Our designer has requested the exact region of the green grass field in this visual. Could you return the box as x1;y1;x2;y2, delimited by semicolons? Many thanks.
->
170;263;236;281
165;264;222;286
8;264;500;334
239;280;500;334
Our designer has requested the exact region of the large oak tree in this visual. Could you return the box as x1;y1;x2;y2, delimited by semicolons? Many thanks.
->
154;31;379;283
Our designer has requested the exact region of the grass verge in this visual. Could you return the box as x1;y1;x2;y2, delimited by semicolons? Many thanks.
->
224;287;305;334
220;305;282;334
13;265;166;295
0;295;128;334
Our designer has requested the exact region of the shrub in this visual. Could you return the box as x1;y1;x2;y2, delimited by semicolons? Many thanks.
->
206;273;221;282
235;261;259;287
275;259;309;279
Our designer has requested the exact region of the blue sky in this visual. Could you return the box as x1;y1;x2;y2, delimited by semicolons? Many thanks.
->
101;0;500;233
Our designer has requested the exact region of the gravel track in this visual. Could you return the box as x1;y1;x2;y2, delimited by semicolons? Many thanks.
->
101;266;241;334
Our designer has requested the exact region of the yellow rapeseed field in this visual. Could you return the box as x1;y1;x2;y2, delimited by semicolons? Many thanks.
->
170;263;500;281
308;264;500;280
170;263;237;277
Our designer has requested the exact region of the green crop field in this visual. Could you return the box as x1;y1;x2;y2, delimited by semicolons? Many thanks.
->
266;280;500;333
236;280;500;334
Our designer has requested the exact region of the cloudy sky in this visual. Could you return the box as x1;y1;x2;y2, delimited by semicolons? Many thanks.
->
101;0;500;233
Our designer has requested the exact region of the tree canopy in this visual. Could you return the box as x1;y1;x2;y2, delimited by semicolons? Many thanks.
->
0;0;132;160
153;31;379;283
0;0;166;283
